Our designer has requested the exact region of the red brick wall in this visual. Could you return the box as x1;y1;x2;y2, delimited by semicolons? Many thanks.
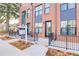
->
77;4;79;36
56;3;79;43
31;3;56;38
19;3;79;43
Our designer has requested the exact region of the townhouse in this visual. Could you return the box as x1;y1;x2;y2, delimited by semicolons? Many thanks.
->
19;3;79;44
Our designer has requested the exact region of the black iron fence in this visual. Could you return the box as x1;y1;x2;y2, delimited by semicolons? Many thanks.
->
27;32;79;51
48;33;79;51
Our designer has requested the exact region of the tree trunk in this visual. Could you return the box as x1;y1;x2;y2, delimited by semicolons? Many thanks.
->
6;13;10;34
6;5;10;34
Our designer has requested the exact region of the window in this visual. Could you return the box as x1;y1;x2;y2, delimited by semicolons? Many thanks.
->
38;5;42;15
60;20;76;35
68;3;75;9
67;20;76;35
39;9;42;15
61;3;76;11
35;4;42;33
27;9;30;17
22;11;26;26
36;27;42;33
60;21;67;35
39;5;42;10
61;3;67;11
36;11;38;16
36;7;39;16
60;3;76;35
35;5;42;16
35;23;42;33
45;3;50;14
27;23;31;34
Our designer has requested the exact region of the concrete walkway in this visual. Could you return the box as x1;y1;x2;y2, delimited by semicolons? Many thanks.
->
21;45;48;56
0;40;22;56
28;37;49;46
0;39;48;56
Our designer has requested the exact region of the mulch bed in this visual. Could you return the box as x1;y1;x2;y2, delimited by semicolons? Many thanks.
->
0;36;12;40
10;40;33;50
46;48;79;56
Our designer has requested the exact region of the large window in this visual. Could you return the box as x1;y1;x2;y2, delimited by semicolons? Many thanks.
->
45;3;50;14
35;5;42;16
60;20;76;35
60;3;76;36
35;4;42;33
61;3;76;11
27;9;30;17
22;11;26;26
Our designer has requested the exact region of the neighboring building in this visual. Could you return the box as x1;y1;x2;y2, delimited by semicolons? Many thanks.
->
19;3;79;43
0;23;6;33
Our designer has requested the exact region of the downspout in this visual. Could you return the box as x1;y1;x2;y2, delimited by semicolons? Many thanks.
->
31;3;33;37
55;3;57;40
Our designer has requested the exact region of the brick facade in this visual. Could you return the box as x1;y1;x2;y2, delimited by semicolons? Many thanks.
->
19;3;79;43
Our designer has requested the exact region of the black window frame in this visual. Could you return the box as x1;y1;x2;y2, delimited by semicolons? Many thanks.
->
60;3;76;36
22;10;26;26
44;3;50;14
60;3;76;11
27;8;30;18
60;20;76;36
35;4;43;33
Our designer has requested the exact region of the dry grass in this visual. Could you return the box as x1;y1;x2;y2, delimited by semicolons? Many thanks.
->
10;40;33;50
0;36;12;40
46;48;79;56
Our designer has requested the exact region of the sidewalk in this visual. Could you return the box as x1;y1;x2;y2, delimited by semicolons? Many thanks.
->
0;34;79;56
27;36;49;46
21;45;48;56
0;40;22;56
0;39;48;56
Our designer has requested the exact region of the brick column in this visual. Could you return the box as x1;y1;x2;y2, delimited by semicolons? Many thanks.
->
77;4;79;36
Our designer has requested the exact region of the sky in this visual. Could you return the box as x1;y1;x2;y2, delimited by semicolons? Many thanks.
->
9;18;19;24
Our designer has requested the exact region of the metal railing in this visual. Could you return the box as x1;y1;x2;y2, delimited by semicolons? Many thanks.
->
48;33;79;51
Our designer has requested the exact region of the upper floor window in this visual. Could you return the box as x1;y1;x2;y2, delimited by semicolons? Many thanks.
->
35;4;42;33
45;3;50;14
27;9;30;17
36;7;39;16
22;11;26;26
35;4;42;16
61;3;67;11
61;3;76;11
39;5;42;15
68;3;75;9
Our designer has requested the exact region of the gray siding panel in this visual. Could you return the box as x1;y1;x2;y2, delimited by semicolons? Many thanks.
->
60;8;76;21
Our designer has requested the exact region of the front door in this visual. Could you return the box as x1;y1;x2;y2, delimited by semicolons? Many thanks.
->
45;21;52;37
27;23;30;35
